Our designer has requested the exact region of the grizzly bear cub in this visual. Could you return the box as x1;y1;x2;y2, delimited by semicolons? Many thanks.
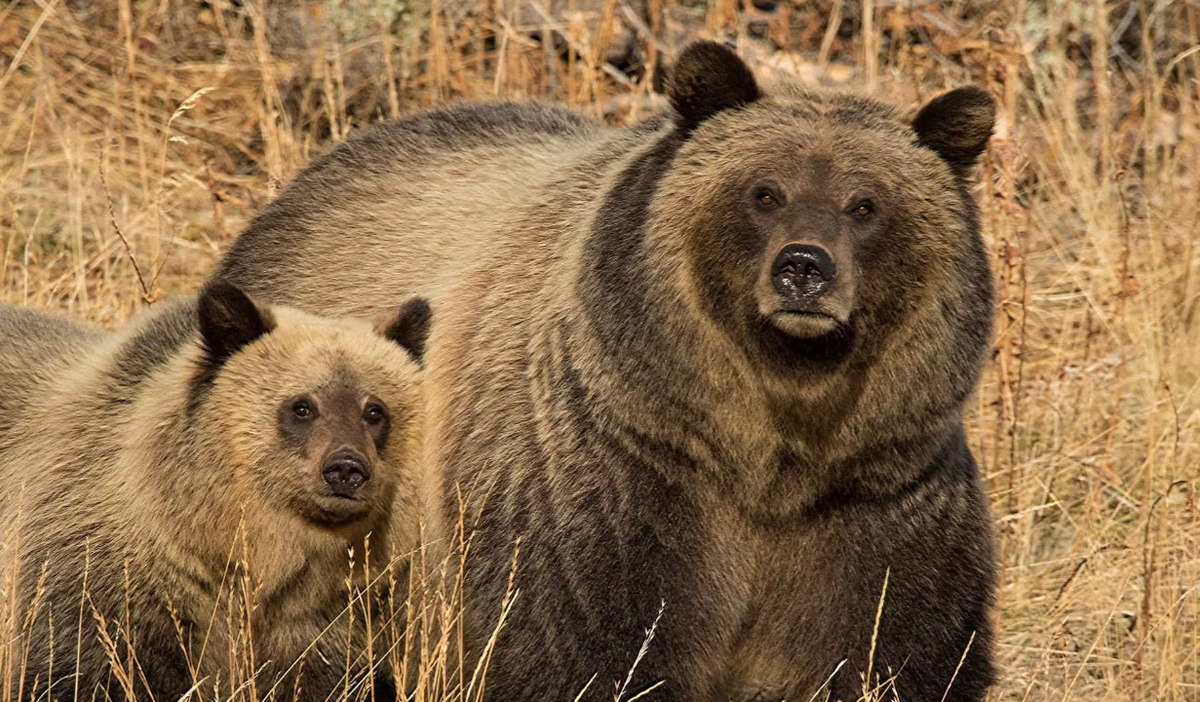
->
0;282;430;702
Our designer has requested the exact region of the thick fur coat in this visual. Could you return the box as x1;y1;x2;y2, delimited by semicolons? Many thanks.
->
0;285;429;702
215;42;998;702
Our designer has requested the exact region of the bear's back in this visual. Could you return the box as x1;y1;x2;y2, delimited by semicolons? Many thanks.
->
0;300;201;516
0;305;103;444
214;102;619;312
313;101;599;172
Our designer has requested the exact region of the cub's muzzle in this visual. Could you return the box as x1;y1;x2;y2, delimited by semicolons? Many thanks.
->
322;449;371;497
771;244;836;305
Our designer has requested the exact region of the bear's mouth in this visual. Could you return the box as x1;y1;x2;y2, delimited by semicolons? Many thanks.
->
305;493;372;526
770;309;840;339
758;312;856;367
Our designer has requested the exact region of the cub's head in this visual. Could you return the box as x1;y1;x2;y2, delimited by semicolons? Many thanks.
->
193;281;430;531
657;41;994;394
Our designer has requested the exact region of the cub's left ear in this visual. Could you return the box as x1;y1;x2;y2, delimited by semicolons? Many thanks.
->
912;86;995;174
376;296;432;365
197;281;276;368
669;41;760;133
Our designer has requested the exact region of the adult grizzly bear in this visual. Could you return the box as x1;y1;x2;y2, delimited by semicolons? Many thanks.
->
0;283;430;702
215;42;998;702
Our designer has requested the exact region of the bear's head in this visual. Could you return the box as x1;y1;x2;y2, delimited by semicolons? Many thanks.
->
654;42;994;409
193;281;430;534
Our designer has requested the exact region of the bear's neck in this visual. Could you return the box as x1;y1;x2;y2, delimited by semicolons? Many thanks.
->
560;295;969;517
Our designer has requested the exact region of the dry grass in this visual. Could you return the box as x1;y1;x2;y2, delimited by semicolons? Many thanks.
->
1;0;1199;700
0;503;513;702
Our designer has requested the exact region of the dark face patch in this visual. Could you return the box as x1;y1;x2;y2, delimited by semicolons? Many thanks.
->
273;375;394;526
673;102;990;379
276;390;390;456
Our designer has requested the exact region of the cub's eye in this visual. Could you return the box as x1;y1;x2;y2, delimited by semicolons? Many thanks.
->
363;403;388;426
754;188;783;209
849;200;875;218
291;399;316;420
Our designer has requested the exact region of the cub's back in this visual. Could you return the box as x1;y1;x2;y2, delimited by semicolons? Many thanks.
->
0;305;103;444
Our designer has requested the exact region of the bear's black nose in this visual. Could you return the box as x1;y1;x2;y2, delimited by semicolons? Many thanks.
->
322;450;371;497
771;244;836;300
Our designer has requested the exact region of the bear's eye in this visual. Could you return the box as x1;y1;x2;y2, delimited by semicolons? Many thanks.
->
291;399;317;420
754;188;782;209
849;200;875;218
363;402;388;426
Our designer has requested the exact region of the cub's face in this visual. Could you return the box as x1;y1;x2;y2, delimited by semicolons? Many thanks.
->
243;335;421;528
195;283;431;531
274;375;397;525
657;43;995;374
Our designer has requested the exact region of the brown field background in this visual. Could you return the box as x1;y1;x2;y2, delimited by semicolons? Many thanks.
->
0;0;1198;699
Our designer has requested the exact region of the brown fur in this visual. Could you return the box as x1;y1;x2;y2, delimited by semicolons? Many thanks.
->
0;285;428;702
215;42;997;702
0;306;102;447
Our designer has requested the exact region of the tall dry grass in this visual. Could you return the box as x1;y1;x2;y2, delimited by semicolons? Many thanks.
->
0;0;1198;700
0;506;517;702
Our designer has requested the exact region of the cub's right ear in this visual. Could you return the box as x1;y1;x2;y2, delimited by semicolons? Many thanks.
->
376;296;432;366
669;41;759;133
197;281;276;368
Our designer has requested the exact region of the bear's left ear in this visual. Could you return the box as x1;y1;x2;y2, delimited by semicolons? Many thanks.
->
197;281;276;368
669;41;759;133
376;296;432;366
912;86;995;174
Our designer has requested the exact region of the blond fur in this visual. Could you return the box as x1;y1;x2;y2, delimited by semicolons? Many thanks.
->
0;295;424;702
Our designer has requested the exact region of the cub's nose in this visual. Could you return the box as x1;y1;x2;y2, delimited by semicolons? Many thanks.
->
771;244;837;300
322;450;371;497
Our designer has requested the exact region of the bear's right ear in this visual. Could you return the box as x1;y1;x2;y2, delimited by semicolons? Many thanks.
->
912;86;995;174
197;281;276;368
669;41;759;133
376;296;432;366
